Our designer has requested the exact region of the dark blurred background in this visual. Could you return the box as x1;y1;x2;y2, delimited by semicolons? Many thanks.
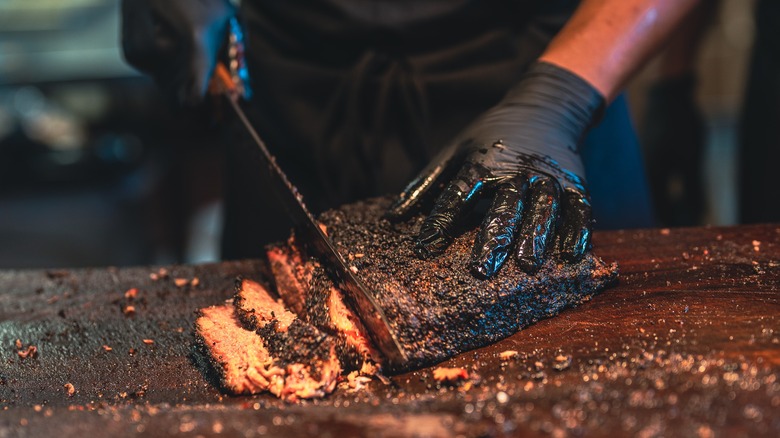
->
0;0;759;269
0;0;225;268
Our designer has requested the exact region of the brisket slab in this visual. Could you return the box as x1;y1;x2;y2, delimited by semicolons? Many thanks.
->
270;196;618;371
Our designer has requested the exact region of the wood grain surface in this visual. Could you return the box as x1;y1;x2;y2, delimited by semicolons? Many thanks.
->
0;224;778;437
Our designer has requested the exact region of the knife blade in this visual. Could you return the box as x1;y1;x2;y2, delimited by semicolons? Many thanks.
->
211;63;409;368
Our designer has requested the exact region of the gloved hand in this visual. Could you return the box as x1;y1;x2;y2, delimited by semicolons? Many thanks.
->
642;73;707;226
387;62;604;279
120;0;236;106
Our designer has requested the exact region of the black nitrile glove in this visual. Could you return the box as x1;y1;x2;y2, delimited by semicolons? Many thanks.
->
642;74;707;226
387;62;604;279
120;0;236;106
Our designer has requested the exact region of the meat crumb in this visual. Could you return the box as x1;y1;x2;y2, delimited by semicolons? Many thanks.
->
174;278;189;287
124;288;138;300
190;277;200;287
753;240;761;252
499;350;519;360
102;345;113;352
553;354;572;371
64;383;75;397
318;222;328;236
349;266;359;274
123;305;136;316
150;268;169;281
14;339;22;349
660;228;670;236
142;339;154;345
17;345;37;359
433;367;469;383
346;371;372;392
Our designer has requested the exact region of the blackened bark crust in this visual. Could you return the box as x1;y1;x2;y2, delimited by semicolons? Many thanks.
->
295;197;618;370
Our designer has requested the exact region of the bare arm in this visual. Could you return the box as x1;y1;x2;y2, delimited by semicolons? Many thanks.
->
539;0;702;101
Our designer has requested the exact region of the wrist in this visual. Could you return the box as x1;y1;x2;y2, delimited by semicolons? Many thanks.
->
507;62;605;141
538;52;617;101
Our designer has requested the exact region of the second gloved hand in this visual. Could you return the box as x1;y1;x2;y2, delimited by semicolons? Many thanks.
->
387;62;604;279
120;0;236;106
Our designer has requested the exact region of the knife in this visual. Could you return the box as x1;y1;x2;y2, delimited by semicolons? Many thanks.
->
211;38;408;367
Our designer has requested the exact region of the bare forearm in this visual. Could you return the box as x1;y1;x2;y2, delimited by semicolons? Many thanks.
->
539;0;701;101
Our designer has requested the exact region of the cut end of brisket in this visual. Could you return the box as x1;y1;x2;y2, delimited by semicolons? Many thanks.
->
233;277;295;331
195;304;285;397
269;247;383;373
195;278;342;402
266;239;313;316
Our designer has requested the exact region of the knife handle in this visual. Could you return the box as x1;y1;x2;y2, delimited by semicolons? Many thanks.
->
209;63;238;97
209;17;252;100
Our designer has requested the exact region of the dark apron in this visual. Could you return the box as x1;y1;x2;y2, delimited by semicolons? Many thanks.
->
222;0;652;259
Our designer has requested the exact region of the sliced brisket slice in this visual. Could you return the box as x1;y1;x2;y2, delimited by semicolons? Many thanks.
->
266;237;312;316
195;278;341;402
268;196;619;372
195;305;285;396
232;278;344;375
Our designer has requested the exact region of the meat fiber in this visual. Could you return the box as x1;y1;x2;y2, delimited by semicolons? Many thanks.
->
197;196;618;399
268;246;381;374
195;279;340;402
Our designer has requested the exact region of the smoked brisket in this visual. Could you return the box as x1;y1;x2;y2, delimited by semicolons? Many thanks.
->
197;196;618;398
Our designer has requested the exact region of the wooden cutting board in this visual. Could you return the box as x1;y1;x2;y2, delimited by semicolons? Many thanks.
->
0;224;778;437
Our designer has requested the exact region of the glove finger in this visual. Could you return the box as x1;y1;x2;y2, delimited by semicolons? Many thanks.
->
469;175;529;279
515;176;560;273
558;188;592;262
386;147;459;221
414;162;487;259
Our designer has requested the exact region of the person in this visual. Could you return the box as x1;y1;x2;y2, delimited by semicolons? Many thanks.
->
121;0;700;279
